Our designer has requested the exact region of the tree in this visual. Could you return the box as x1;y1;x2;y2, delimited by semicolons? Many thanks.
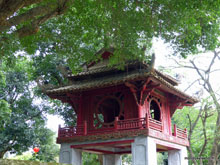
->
0;100;11;130
173;101;216;165
30;50;77;126
0;0;69;37
0;58;54;159
1;0;220;69
82;153;100;165
29;129;59;162
0;69;11;130
11;129;59;163
171;51;220;165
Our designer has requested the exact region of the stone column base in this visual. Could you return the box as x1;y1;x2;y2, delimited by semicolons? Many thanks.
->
103;154;122;165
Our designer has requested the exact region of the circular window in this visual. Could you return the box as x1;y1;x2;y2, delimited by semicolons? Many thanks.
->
150;100;161;121
95;96;121;125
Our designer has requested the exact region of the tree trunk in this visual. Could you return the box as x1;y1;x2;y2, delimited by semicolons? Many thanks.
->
0;151;6;159
208;114;220;165
98;154;103;165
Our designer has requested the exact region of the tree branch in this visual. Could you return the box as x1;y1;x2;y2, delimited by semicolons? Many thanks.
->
15;0;69;38
190;60;209;91
0;0;43;25
184;78;200;92
171;58;206;72
206;51;218;74
187;105;204;165
0;0;25;23
0;5;50;32
0;0;3;7
199;105;208;157
0;0;69;35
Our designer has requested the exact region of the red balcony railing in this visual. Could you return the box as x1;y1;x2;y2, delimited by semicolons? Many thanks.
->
58;115;187;140
172;124;187;139
149;118;163;131
117;117;146;130
58;125;84;138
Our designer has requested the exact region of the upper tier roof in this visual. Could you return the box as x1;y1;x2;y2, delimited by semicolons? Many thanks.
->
45;48;198;104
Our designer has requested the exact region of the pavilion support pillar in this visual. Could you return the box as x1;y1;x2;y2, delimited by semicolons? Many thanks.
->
59;143;82;165
132;136;157;165
168;147;188;165
103;154;122;165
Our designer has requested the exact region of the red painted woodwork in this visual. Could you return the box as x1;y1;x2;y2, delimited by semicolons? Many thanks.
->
58;116;187;141
57;84;190;146
149;118;162;132
172;124;187;139
45;50;198;153
117;117;145;130
84;149;131;155
173;124;177;137
71;140;134;148
59;125;84;138
83;121;87;135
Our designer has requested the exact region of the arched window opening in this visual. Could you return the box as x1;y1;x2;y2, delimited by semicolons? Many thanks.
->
150;100;161;121
96;96;121;124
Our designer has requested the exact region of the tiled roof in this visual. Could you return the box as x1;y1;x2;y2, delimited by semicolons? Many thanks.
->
47;70;151;94
67;60;179;86
46;69;198;104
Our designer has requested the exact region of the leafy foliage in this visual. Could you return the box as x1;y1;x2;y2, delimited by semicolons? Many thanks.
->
172;104;216;164
0;59;57;159
82;153;99;165
29;129;59;162
11;130;59;163
0;68;11;130
0;99;11;130
2;0;220;70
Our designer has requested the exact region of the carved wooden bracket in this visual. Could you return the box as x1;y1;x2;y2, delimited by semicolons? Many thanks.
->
125;79;160;106
170;102;183;117
67;93;81;114
170;98;189;117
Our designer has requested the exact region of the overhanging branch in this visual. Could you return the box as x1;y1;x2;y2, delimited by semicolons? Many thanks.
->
0;0;69;38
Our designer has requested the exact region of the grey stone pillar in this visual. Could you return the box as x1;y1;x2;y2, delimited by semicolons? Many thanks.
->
168;147;188;165
132;136;157;165
103;154;122;165
59;143;82;165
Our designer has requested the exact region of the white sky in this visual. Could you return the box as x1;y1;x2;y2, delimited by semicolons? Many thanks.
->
46;115;64;133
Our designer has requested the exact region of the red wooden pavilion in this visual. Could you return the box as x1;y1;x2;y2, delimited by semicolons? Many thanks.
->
45;48;198;165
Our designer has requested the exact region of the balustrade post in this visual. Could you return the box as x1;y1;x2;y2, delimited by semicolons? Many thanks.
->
83;121;87;135
184;128;187;138
114;117;119;130
173;124;177;137
145;113;149;129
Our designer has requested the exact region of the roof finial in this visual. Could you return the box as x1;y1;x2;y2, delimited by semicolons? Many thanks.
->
149;53;156;72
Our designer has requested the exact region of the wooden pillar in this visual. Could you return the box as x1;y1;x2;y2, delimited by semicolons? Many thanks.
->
138;105;142;119
173;124;177;137
83;120;87;135
145;113;149;128
114;117;118;130
77;95;83;126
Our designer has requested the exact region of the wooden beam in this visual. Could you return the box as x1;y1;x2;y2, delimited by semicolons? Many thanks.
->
70;140;134;149
84;148;131;155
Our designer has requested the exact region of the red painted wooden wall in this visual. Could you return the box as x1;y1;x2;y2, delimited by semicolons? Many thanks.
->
73;84;173;136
